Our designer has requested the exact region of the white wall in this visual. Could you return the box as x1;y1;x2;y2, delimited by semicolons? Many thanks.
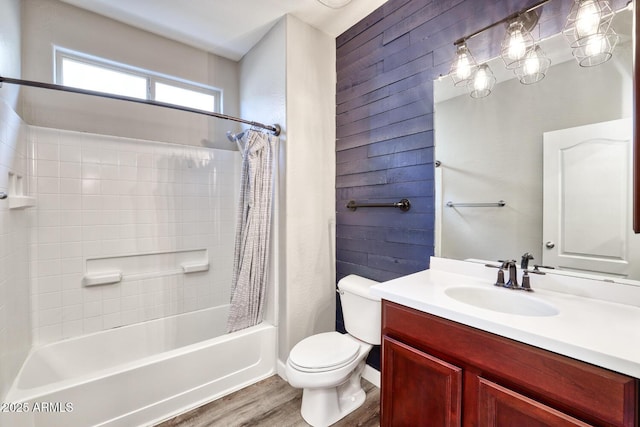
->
0;105;31;401
283;15;336;358
20;0;240;150
0;0;21;108
28;127;239;345
0;0;31;402
435;42;632;264
240;15;336;366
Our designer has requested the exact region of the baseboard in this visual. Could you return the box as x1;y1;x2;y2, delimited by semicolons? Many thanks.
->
362;364;380;388
277;358;288;382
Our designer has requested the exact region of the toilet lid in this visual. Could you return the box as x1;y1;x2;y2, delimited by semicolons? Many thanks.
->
289;332;360;373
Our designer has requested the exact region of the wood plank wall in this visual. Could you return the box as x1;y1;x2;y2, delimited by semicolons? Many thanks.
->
334;0;603;367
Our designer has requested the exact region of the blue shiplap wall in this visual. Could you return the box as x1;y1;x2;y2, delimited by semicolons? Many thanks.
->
335;0;584;369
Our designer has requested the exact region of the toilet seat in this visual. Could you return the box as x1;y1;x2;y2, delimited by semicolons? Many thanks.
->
289;332;360;373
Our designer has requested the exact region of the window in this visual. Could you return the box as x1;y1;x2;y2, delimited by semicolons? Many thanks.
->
55;48;221;113
60;57;148;99
155;82;215;111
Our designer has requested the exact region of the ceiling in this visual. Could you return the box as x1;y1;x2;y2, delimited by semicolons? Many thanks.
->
60;0;389;61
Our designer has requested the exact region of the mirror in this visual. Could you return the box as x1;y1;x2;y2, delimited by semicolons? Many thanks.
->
434;5;640;282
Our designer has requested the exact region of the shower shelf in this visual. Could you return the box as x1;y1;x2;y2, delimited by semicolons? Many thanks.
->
8;196;36;210
83;249;210;286
5;172;36;209
83;272;123;287
181;262;210;274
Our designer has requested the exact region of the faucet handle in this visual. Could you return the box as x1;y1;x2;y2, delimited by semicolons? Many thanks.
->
495;268;505;287
521;270;534;292
485;262;506;286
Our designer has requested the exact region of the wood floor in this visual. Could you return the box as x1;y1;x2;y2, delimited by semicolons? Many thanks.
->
156;375;380;427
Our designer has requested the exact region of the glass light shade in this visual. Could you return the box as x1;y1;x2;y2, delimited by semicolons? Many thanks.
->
563;0;619;66
514;45;551;84
468;64;496;98
317;0;351;8
449;43;478;86
501;21;536;70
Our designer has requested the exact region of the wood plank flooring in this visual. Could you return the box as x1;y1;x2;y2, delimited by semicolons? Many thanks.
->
156;375;380;427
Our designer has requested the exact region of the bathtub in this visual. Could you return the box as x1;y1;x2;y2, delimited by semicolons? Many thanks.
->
2;305;276;427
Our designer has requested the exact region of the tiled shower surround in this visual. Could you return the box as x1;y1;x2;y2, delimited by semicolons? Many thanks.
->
29;126;240;345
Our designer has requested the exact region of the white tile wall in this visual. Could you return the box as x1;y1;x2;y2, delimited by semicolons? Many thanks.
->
0;101;32;399
29;127;240;345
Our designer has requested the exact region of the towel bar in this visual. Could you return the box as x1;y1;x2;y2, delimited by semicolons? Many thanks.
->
347;198;411;212
446;200;506;208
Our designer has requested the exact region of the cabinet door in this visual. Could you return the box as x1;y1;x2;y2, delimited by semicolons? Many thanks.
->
381;336;462;427
477;378;594;427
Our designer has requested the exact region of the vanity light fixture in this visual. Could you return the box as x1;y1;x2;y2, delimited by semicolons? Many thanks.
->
468;64;496;98
563;0;619;66
515;45;551;84
448;0;550;98
449;42;478;86
447;0;622;98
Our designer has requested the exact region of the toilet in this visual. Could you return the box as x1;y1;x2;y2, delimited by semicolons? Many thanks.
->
285;275;381;427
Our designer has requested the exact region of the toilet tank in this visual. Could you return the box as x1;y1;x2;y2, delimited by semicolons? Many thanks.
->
338;275;381;345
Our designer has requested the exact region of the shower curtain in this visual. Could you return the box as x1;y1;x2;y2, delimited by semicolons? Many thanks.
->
227;130;277;333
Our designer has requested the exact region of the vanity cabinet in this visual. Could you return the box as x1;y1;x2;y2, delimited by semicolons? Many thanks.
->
381;300;639;427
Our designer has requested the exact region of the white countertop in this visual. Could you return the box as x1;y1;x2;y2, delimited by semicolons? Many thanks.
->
370;257;640;378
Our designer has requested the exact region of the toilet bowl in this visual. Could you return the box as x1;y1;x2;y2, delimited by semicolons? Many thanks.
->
285;275;381;427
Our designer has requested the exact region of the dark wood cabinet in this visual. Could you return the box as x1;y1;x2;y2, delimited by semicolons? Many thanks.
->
381;336;462;426
381;300;639;427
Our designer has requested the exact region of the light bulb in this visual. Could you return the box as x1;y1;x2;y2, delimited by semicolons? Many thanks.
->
508;28;527;60
575;0;601;37
585;33;606;56
450;43;477;86
501;20;535;69
468;64;495;98
473;67;489;91
456;53;472;80
515;45;550;84
523;51;540;76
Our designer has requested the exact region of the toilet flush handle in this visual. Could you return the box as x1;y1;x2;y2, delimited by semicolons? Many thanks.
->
336;289;344;295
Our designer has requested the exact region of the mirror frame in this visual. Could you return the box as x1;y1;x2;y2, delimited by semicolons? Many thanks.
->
635;0;639;232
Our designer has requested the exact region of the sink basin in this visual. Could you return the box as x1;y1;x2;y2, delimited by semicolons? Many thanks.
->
444;286;559;317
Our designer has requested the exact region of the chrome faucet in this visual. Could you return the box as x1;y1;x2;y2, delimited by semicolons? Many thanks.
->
505;261;519;289
487;259;536;291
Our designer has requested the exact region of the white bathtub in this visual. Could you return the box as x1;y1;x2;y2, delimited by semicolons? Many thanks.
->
2;306;276;427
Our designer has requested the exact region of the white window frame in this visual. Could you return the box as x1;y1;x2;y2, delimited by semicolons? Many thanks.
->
54;47;222;113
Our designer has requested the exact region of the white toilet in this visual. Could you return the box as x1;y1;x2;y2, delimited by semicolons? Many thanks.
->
285;275;381;427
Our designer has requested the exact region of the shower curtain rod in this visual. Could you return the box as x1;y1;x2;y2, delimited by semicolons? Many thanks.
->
0;76;281;136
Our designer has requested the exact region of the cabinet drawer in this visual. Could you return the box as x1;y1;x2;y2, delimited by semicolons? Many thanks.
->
382;300;638;427
477;378;594;427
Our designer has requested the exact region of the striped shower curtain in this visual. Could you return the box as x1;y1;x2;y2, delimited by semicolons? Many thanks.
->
227;130;277;333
